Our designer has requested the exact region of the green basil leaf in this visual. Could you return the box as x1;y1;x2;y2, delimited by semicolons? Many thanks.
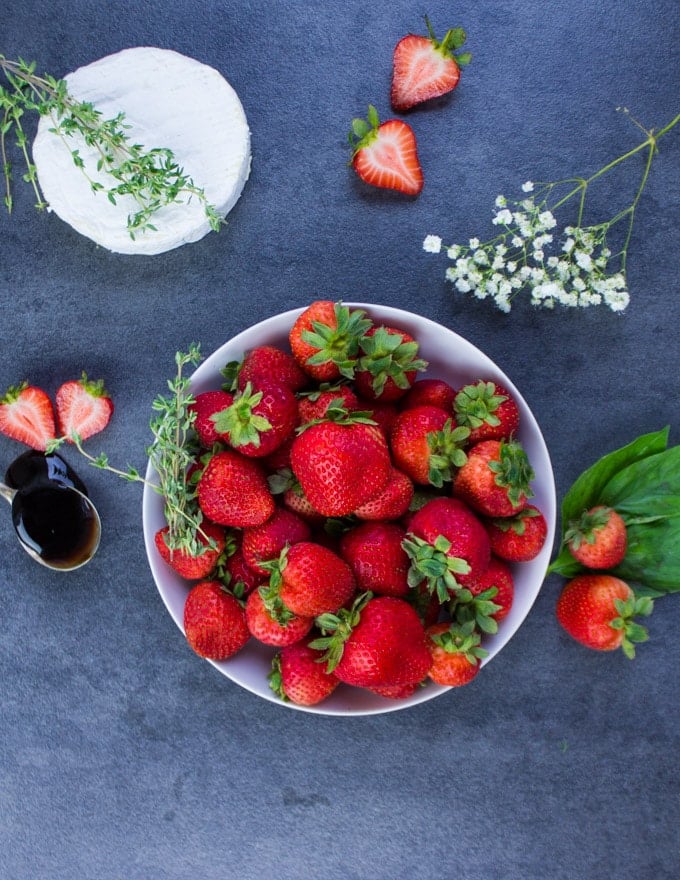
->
600;444;680;519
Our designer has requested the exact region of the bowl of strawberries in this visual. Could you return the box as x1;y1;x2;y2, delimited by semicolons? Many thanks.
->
142;301;556;715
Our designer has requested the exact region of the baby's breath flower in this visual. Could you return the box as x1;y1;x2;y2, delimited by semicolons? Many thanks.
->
493;208;513;226
423;234;442;254
521;181;535;192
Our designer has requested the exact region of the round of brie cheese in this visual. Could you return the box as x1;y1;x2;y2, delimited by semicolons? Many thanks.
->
33;47;251;255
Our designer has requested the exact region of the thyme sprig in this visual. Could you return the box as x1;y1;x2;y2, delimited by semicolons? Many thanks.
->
47;345;213;556
0;55;222;238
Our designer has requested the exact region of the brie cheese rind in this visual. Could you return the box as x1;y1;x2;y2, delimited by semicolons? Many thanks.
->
32;47;251;255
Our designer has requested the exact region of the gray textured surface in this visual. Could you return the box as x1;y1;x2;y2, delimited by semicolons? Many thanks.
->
1;1;679;878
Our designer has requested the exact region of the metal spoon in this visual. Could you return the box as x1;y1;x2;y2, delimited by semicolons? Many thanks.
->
0;478;101;571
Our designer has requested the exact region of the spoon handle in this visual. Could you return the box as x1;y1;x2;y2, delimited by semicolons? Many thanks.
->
0;481;17;504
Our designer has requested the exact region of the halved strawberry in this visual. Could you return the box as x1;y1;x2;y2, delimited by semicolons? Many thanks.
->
56;373;113;443
0;382;56;450
349;105;424;196
391;17;471;112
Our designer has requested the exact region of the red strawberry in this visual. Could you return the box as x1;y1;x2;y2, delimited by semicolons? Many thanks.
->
453;438;534;517
183;580;250;660
404;496;491;601
453;380;520;443
197;449;275;527
390;404;469;487
245;588;313;647
462;555;514;625
297;384;360;424
269;637;340;706
264;541;357;618
355;398;399;436
189;389;234;447
400;378;457;412
349;106;424;196
556;574;653;658
235;345;308;393
484;504;548;562
339;521;411;598
241;507;311;574
0;382;56;450
426;621;486;687
211;381;298;458
565;505;627;569
223;543;268;596
290;409;391;516
353;326;428;402
391;18;471;112
154;520;226;580
369;681;420;700
353;467;413;521
55;373;114;443
313;594;431;688
289;300;371;382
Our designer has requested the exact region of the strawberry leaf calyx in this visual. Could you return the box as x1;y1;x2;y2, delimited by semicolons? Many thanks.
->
357;327;428;396
402;533;471;603
76;371;109;399
268;654;288;700
564;506;616;550
210;381;272;448
454;380;507;430
348;105;382;154
310;591;372;672
301;302;372;379
430;620;487;665
489;506;540;535
488;439;535;508
423;16;471;66
296;403;377;433
426;419;470;487
1;379;29;404
450;586;501;635
610;595;654;659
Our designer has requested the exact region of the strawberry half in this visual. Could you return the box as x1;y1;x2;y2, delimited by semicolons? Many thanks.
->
349;105;424;196
56;373;114;442
391;17;471;112
0;382;56;450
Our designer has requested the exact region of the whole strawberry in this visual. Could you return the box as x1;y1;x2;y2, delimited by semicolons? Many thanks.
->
404;496;491;601
556;574;653;658
484;504;548;562
290;407;391;516
289;300;371;382
241;507;311;574
245;588;313;647
189;389;234;448
183;580;250;660
353;467;413;521
339;521;411;598
269;637;340;706
453;380;520;444
154;520;226;580
453;438;534;517
297;384;360;424
0;381;55;450
211;381;298;458
400;378;457;412
426;621;486;687
313;594;431;689
391;17;471;112
565;505;627;569
353;325;427;402
349;106;424;196
197;449;275;527
461;556;514;625
390;404;469;487
234;345;308;393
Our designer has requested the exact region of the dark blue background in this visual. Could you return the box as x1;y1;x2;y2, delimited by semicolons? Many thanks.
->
1;2;679;878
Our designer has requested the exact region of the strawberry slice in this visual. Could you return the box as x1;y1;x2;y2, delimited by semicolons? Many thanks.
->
391;17;471;112
349;105;423;196
56;373;114;442
0;382;56;450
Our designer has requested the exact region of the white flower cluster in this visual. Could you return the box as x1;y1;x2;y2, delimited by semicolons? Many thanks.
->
424;184;630;313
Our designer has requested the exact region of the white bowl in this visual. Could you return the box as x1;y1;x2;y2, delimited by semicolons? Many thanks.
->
142;304;556;715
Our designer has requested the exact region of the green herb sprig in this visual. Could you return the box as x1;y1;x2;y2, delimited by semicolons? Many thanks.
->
48;345;213;556
0;55;222;238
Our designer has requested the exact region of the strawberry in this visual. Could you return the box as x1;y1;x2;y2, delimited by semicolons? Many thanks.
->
183;580;250;660
368;681;421;700
0;382;56;450
356;397;399;436
404;496;491;601
556;574;653;658
55;373;113;443
426;621;486;687
241;507;311;574
391;17;471;112
189;389;234;447
223;543;268;596
290;408;392;516
453;380;520;444
339;521;411;598
269;637;340;706
289;300;371;382
263;541;357;618
154;520;226;580
389;404;469;487
245;588;313;647
453;438;534;517
197;449;275;527
349;106;424;196
353;467;413;521
313;593;431;688
297;384;359;424
400;378;457;412
460;556;514;626
211;381;298;458
353;326;428;402
233;345;308;393
565;505;627;569
484;504;548;562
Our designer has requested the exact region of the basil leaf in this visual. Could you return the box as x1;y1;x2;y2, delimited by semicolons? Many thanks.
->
600;444;680;519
